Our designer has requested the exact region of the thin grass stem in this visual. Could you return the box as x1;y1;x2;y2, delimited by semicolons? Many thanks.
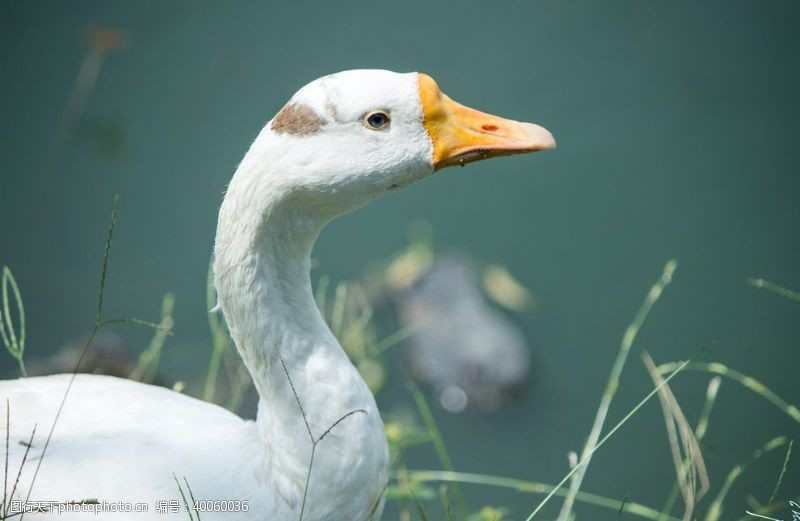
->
439;485;453;521
370;324;417;356
1;267;27;377
704;436;789;521
173;473;195;521
735;496;800;521
411;489;430;521
409;382;467;518
204;259;228;402
130;293;175;382
658;377;720;520
8;424;35;518
403;470;681;521
3;401;8;519
184;476;200;521
314;276;330;316
331;282;348;339
767;439;792;506
558;259;677;521
19;197;120;520
279;354;366;521
100;317;165;330
616;496;629;521
644;353;709;521
298;444;315;521
526;355;693;521
223;363;251;413
748;278;800;302
655;362;800;424
19;197;160;519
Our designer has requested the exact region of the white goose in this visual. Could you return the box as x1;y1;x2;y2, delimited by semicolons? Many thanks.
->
1;70;554;520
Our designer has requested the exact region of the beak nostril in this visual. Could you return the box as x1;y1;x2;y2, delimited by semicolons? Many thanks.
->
481;124;499;132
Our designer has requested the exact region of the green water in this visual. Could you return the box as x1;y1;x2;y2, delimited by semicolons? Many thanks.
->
2;1;799;518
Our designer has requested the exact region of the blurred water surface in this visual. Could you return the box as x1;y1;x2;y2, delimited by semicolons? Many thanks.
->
2;1;799;517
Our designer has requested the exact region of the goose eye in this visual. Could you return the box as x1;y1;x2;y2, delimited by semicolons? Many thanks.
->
364;111;390;130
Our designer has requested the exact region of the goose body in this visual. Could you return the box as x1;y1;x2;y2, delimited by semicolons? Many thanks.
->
0;70;554;520
3;374;269;519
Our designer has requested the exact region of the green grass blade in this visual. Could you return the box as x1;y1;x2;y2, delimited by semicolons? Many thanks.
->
704;436;789;521
616;496;629;521
130;293;176;382
748;278;800;303
1;266;27;377
412;490;430;521
20;197;120;521
402;470;681;521
767;439;792;505
183;476;200;521
655;362;800;424
558;259;677;521
659;376;721;520
94;196;119;326
370;324;417;356
439;484;453;521
409;382;467;518
526;355;692;521
735;495;800;521
19;196;165;518
3;400;8;519
331;282;348;339
204;258;229;402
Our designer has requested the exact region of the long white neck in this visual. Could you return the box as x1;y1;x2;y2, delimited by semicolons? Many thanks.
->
213;132;387;518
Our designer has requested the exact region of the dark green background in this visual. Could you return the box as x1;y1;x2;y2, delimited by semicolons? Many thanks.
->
2;1;799;518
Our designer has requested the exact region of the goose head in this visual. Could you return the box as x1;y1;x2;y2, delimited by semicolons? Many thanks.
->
241;69;555;221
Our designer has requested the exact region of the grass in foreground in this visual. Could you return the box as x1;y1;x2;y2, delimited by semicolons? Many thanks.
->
0;202;797;521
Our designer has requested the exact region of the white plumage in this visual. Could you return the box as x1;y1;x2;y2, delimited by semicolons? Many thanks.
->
1;70;554;520
3;374;265;518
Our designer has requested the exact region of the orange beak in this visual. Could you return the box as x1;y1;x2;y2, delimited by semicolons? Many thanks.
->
419;73;556;171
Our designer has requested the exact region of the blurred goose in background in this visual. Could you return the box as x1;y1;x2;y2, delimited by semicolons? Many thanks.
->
1;70;554;520
26;331;139;379
392;254;532;412
25;330;167;385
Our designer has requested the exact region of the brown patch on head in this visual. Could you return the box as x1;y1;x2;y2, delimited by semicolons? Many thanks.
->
271;103;326;135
